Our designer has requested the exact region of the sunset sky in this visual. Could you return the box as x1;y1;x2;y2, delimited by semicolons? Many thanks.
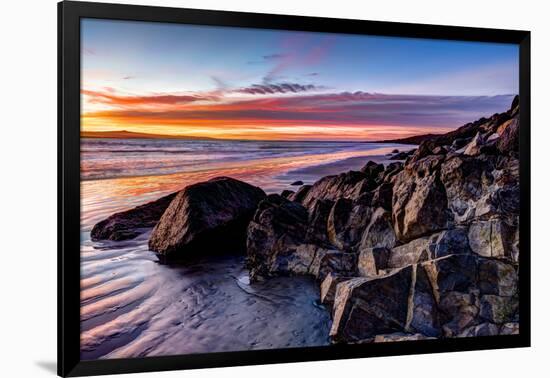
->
81;18;519;141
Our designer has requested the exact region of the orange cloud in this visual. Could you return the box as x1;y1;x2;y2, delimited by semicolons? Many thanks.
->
81;87;514;141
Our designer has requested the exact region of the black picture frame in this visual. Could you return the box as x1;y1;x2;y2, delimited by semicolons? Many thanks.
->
58;1;531;376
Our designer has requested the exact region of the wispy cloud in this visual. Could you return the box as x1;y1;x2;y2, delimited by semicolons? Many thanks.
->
82;89;219;107
82;86;515;140
233;82;322;95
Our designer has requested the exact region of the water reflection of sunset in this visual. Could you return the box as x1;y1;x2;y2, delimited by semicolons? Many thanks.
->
81;145;398;230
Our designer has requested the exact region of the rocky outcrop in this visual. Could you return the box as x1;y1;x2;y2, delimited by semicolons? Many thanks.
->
91;192;177;241
299;171;375;209
360;161;384;179
149;177;265;259
392;155;449;242
92;95;521;345
245;96;521;345
331;253;519;342
327;198;373;250
358;207;397;250
389;150;415;161
246;194;334;280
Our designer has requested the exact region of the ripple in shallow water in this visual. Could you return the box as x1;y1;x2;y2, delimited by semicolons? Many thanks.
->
80;232;331;360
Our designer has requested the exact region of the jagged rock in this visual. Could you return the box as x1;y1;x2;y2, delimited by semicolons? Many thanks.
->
373;333;436;342
478;258;518;297
283;243;336;277
281;189;294;198
91;192;177;241
291;180;304;186
246;194;308;279
371;181;393;210
330;264;440;342
246;194;340;280
390;150;414;161
441;152;519;225
440;154;496;224
388;236;432;268
468;219;518;262
479;294;519;324
305;199;333;245
430;228;472;259
452;137;470;150
358;207;397;250
288;184;312;203
357;247;391;277
500;322;520;335
463;132;484;156
382;162;404;182
313;251;358;281
330;272;410;342
149;177;265;258
387;228;470;270
360;161;384;179
327;198;373;250
458;322;500;337
497;117;519;154
320;273;352;308
421;254;480;337
432;146;447;155
392;155;449;242
300;171;374;209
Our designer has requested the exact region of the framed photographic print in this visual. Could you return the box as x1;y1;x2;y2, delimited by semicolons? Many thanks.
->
58;1;531;376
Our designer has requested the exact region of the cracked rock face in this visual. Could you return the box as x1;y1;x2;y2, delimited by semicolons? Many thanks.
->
392;155;450;242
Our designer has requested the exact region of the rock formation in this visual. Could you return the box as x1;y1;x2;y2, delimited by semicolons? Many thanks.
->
91;96;521;344
246;95;521;343
91;192;177;241
148;177;265;259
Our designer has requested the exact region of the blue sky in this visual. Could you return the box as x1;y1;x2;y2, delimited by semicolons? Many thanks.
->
81;18;519;140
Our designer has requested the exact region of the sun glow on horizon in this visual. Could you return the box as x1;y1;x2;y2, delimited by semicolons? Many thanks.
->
81;19;519;141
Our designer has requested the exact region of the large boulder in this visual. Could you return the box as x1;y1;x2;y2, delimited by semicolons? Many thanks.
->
148;177;265;259
392;155;449;242
91;192;177;241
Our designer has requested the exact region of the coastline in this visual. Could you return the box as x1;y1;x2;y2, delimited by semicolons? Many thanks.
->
80;142;410;359
81;143;412;230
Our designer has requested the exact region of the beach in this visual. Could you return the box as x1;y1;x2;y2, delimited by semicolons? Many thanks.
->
80;138;411;359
